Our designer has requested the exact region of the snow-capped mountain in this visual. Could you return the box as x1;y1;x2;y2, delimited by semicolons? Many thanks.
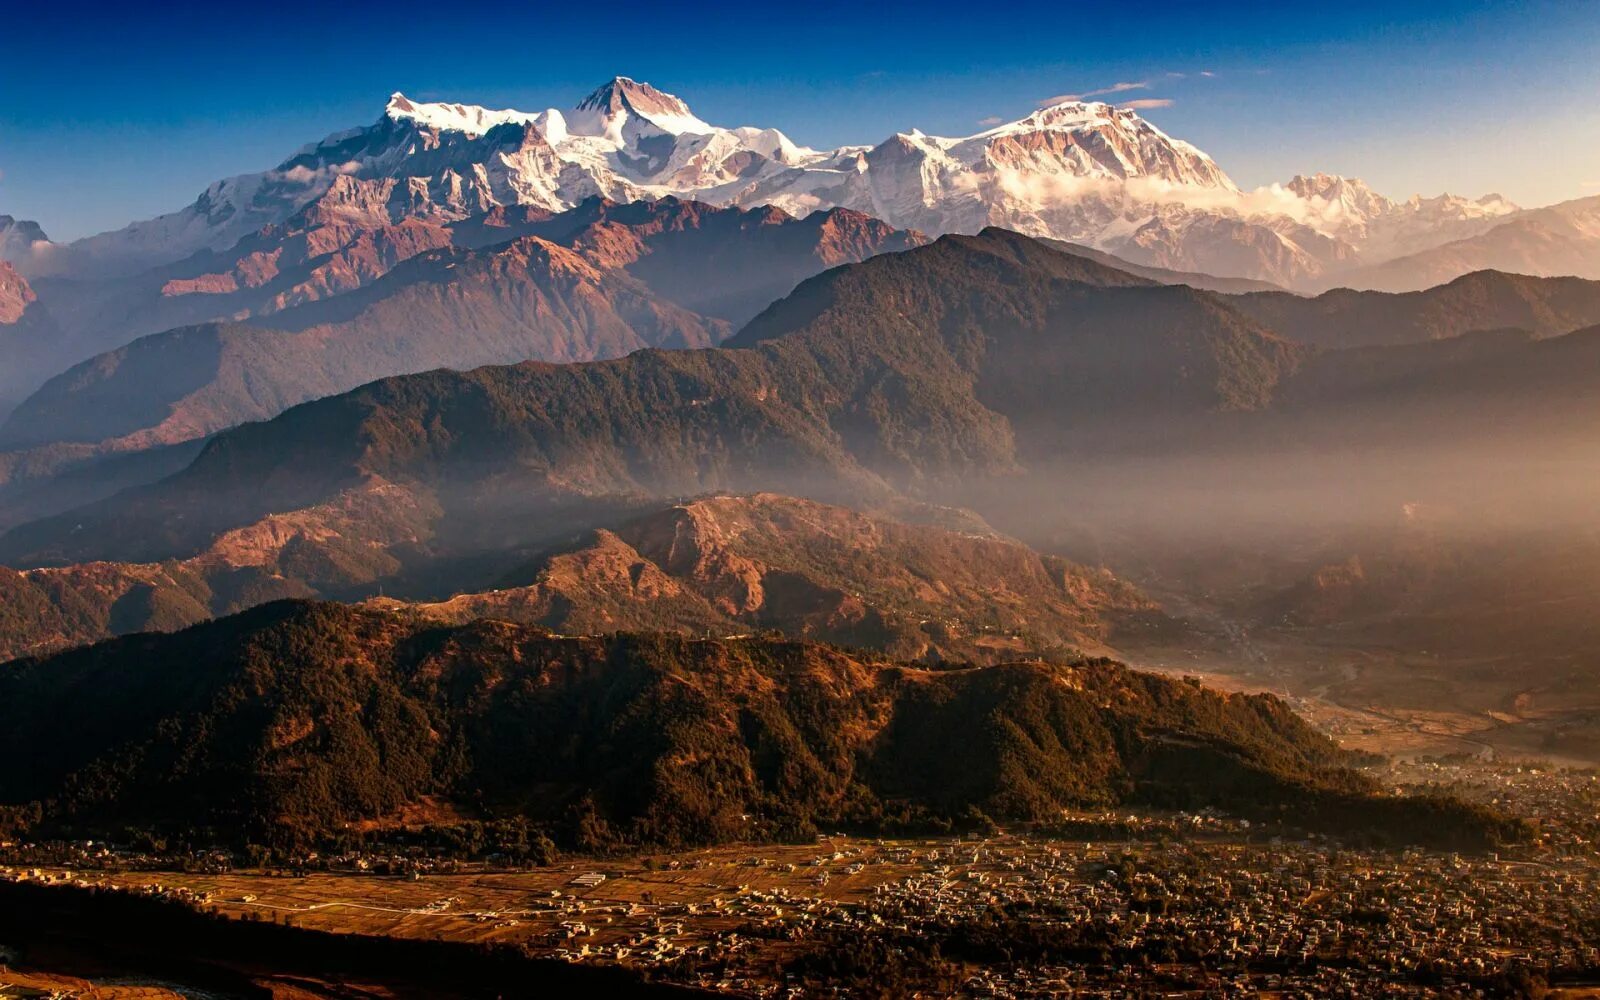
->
1284;173;1518;263
0;77;1564;288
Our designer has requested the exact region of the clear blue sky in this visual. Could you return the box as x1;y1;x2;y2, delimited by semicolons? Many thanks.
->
4;0;1598;241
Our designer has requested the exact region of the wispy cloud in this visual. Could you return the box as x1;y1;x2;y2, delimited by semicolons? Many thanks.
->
1040;70;1215;109
977;115;1004;126
1039;80;1150;105
1583;180;1600;188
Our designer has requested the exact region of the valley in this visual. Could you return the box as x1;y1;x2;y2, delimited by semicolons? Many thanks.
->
3;757;1595;998
5;37;1600;996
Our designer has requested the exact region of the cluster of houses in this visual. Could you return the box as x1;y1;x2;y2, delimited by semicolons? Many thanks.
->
4;759;1596;996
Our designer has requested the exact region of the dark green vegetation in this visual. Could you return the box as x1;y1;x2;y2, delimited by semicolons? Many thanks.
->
0;601;1516;852
1230;268;1600;348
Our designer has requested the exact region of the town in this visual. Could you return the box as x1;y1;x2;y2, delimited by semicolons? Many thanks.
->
3;757;1597;997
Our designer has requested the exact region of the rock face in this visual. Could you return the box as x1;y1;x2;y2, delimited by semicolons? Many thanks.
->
0;262;36;325
6;77;1563;292
0;260;60;412
0;599;1511;850
1284;173;1518;264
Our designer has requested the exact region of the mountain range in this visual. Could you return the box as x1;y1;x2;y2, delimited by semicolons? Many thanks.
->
9;227;1600;665
6;77;1596;300
0;490;1157;666
0;197;923;527
380;492;1151;664
5;204;1600;762
0;229;1307;569
12;228;1600;570
6;77;1599;531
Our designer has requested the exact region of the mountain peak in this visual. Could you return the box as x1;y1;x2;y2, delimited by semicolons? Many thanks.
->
0;215;51;245
382;91;539;135
571;76;710;136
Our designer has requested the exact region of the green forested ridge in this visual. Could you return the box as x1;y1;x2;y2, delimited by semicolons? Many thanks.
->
0;601;1520;852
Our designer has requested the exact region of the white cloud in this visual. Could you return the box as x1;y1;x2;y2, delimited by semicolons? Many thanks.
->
977;116;1004;126
1092;81;1150;96
1123;98;1174;110
1039;80;1150;106
990;169;1360;235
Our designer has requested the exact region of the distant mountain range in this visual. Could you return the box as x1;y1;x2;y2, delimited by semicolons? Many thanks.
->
0;490;1157;665
1230;268;1600;348
11;226;1600;603
5;78;1599;536
6;209;1600;779
0;229;1301;568
4;225;1598;594
0;197;922;525
5;77;1595;299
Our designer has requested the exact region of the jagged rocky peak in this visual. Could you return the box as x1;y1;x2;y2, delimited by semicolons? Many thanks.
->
570;76;712;136
32;77;1576;290
0;216;54;271
978;99;1236;190
0;216;51;244
1287;173;1396;216
0;260;38;323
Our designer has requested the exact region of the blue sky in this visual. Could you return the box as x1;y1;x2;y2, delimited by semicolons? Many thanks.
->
4;0;1598;241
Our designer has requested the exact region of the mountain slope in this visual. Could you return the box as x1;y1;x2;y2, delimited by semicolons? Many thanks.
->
0;480;437;661
1327;195;1600;292
0;230;1303;569
0;490;1153;665
0;199;923;515
1037;238;1285;293
380;493;1152;663
1230;269;1600;348
0;600;1513;850
0;261;59;415
731;228;1304;452
0;238;725;454
17;193;925;401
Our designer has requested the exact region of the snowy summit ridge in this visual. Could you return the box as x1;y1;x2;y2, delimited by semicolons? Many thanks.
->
7;77;1526;288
